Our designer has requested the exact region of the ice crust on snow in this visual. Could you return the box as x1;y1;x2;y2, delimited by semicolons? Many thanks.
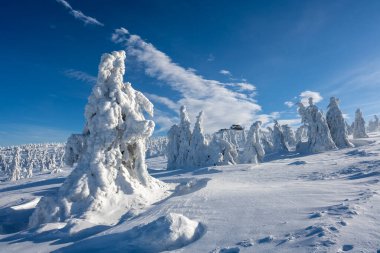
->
29;51;169;228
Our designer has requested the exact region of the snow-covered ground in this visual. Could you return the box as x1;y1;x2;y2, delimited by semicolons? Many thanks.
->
1;133;380;252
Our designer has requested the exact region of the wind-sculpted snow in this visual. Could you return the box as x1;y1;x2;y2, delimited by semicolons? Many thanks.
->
53;213;205;253
29;51;171;229
1;132;380;252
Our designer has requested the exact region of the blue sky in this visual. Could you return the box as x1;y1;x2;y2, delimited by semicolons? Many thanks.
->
1;0;380;146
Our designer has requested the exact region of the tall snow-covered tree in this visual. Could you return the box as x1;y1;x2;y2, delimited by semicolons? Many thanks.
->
166;106;192;170
272;120;289;153
326;97;353;148
367;115;379;132
240;121;265;164
353;108;368;139
30;51;168;228
188;111;209;168
9;147;22;181
281;124;297;147
297;98;337;153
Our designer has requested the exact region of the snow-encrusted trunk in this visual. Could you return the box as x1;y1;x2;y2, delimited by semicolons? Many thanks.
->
188;111;209;168
30;51;168;228
9;147;22;181
326;97;353;148
240;121;265;164
272;121;289;153
296;98;337;153
353;108;368;139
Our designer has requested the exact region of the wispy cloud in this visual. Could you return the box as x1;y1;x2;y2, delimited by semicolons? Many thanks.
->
219;69;232;76
284;101;294;108
112;27;262;133
145;93;178;112
64;69;97;84
56;0;104;26
299;90;323;105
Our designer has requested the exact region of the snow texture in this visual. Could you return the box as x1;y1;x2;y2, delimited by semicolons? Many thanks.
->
29;51;169;228
326;97;353;148
353;108;368;139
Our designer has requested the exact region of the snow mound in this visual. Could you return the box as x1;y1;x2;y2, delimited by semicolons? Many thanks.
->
127;213;204;251
55;213;205;253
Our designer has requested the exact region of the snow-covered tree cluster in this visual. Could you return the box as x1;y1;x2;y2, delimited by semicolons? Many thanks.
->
0;143;65;181
146;136;168;158
167;106;270;169
30;50;169;228
167;107;243;169
296;98;337;153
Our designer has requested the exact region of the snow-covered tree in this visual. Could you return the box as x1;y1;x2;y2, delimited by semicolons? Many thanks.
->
281;124;297;147
30;51;168;228
167;106;192;170
295;125;308;143
297;98;337;153
9;147;22;181
367;115;379;132
64;134;86;167
240;121;265;164
272;120;289;153
353;108;368;139
208;134;238;166
188;111;209;168
326;97;353;148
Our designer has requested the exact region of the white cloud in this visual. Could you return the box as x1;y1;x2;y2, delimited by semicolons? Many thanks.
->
56;0;104;26
277;118;301;127
64;69;97;84
112;28;262;133
145;93;178;112
284;101;294;108
299;90;323;105
220;69;231;76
